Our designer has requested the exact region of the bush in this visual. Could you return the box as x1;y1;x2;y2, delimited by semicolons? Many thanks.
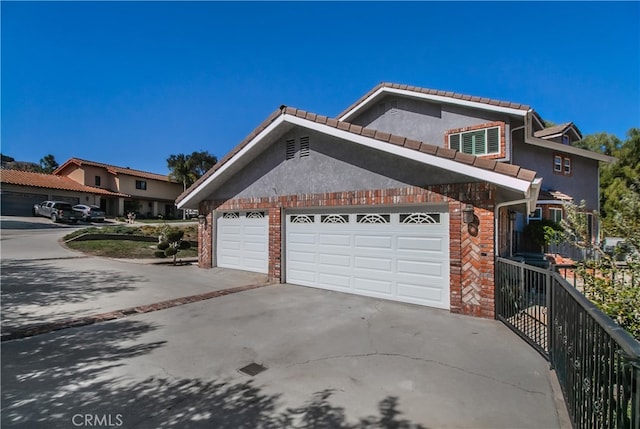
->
155;228;191;265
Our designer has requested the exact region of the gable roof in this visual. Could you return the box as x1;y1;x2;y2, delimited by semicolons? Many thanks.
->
0;169;128;196
533;122;582;139
53;158;176;183
337;82;544;124
177;105;540;208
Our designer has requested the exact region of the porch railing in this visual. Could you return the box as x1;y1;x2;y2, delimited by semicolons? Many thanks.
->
495;257;640;429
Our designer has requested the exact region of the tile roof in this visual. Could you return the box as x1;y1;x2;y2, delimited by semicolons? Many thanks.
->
53;158;176;183
177;105;538;204
0;169;128;196
533;122;582;139
337;82;534;120
538;189;573;201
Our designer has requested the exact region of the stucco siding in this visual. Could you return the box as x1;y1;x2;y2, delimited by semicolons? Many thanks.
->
117;175;183;200
209;129;477;201
349;95;516;150
513;141;599;209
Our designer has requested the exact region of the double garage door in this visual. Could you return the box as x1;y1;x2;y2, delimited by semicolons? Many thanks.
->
216;207;450;309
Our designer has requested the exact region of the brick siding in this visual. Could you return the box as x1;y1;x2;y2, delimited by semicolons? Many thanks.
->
199;183;495;318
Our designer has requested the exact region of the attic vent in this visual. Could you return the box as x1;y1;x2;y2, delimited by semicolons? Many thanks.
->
285;138;296;160
300;136;310;157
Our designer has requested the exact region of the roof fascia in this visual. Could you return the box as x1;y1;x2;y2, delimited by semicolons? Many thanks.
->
338;87;529;122
286;115;532;195
177;114;287;208
525;136;616;163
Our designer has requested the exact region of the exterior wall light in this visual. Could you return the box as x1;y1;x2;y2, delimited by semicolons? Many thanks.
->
509;210;516;222
462;204;475;224
198;214;207;226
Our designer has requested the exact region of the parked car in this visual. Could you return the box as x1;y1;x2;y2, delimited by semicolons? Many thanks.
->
33;201;79;223
73;204;106;222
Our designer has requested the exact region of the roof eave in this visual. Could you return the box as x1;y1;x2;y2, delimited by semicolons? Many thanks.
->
178;112;537;209
338;86;530;122
525;136;617;163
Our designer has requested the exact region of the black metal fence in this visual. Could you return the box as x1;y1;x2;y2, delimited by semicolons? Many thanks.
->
495;257;640;429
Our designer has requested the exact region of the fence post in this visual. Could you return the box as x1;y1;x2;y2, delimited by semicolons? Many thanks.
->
547;271;554;369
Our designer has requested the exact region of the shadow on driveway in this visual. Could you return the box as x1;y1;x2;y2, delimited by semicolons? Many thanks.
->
2;318;427;429
1;259;144;327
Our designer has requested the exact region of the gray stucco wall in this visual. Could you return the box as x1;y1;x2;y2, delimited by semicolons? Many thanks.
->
349;95;516;153
208;129;478;201
512;141;600;210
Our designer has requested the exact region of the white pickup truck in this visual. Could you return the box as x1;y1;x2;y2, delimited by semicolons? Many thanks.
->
33;200;79;223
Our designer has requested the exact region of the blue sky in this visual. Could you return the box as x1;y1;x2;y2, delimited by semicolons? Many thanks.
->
2;1;639;175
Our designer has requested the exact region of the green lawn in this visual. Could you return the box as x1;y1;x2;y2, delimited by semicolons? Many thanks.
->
66;240;198;259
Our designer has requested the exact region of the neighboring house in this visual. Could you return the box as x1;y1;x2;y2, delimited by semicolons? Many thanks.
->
176;83;613;318
0;169;125;216
53;158;183;218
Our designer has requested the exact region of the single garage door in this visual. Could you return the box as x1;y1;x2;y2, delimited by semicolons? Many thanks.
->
216;211;268;273
286;207;450;309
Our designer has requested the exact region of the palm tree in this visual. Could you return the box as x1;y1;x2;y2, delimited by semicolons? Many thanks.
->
167;154;195;193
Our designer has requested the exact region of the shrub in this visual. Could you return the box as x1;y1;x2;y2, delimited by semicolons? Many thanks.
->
155;229;191;265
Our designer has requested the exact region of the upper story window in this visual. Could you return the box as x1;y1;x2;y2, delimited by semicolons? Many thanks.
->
554;154;572;176
95;176;101;186
135;180;147;190
562;135;570;145
446;122;505;158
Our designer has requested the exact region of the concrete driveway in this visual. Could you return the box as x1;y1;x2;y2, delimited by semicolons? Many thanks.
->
1;216;562;428
1;216;267;329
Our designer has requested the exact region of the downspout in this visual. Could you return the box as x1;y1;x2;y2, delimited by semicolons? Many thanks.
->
509;124;526;164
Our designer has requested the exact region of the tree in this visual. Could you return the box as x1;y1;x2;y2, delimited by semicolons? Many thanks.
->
166;150;217;191
39;154;59;173
573;132;622;156
188;150;217;178
167;154;195;192
598;129;640;226
561;199;640;340
154;228;191;265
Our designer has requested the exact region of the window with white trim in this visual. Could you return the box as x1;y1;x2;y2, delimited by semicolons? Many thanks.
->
528;207;542;220
554;154;572;175
448;126;500;156
549;208;563;223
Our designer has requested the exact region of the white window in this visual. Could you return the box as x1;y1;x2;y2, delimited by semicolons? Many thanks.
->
554;154;572;175
449;126;500;156
550;208;563;223
528;207;542;220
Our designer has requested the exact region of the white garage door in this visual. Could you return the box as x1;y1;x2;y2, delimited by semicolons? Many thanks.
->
286;207;450;309
216;211;268;273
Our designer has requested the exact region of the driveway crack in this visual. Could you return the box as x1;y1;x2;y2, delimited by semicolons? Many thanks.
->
286;352;547;395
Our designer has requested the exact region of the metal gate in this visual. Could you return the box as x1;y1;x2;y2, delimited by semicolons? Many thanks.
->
495;257;640;429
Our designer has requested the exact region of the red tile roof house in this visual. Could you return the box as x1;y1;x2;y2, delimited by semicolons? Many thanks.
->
0;169;126;216
53;158;184;218
176;83;614;318
0;158;183;218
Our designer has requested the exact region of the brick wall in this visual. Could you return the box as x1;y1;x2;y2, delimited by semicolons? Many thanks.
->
199;183;495;318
